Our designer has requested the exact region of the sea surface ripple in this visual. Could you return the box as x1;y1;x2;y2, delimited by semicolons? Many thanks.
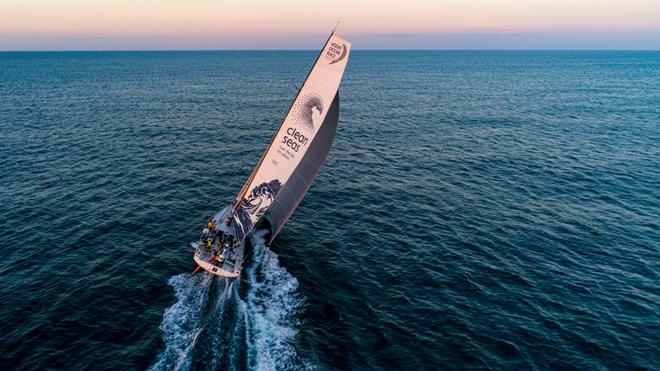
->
1;51;659;370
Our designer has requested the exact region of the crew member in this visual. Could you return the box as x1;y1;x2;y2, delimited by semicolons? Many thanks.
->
211;228;221;244
210;252;220;266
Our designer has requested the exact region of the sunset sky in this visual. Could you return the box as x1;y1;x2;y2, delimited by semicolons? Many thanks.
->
1;0;659;50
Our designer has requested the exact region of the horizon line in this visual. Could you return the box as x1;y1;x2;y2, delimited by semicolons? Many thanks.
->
3;30;658;51
2;48;660;52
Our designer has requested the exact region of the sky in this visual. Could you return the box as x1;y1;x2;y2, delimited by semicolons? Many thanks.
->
1;0;659;50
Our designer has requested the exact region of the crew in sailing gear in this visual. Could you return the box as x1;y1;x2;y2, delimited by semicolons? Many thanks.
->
207;218;216;231
210;252;220;266
211;227;220;242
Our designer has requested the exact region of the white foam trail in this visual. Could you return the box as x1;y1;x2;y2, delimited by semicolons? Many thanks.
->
150;230;310;370
208;278;234;370
228;284;247;369
242;230;310;370
149;274;212;371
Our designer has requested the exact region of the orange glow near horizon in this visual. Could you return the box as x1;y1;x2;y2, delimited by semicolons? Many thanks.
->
2;0;660;36
1;0;659;49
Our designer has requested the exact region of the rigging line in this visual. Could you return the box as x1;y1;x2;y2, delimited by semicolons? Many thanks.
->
290;24;339;95
288;81;302;92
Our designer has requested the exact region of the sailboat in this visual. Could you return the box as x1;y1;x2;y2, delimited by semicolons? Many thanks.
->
191;30;351;277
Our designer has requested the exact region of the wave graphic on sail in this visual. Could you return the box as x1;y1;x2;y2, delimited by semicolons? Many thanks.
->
150;231;310;370
228;33;350;243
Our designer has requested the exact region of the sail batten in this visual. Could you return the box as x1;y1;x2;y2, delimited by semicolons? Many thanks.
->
231;34;351;241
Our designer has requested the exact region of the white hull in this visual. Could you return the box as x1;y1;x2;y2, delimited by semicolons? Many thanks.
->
191;207;245;278
193;248;241;278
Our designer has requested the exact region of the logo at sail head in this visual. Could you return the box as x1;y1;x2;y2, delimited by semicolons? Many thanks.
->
325;42;347;64
293;93;324;132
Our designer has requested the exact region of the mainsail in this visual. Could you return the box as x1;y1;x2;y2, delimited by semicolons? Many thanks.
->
231;33;351;241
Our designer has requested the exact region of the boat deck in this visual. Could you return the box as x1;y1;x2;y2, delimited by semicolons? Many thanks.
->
191;206;244;278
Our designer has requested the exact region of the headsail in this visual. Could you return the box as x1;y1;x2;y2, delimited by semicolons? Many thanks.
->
231;33;351;240
264;92;340;243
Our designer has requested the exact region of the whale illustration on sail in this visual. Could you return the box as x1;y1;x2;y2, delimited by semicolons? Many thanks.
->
190;31;351;277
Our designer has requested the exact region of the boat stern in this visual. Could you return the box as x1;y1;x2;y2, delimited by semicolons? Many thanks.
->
193;248;241;278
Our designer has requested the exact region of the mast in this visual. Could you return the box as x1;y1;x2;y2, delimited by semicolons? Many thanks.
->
225;30;350;242
228;28;338;223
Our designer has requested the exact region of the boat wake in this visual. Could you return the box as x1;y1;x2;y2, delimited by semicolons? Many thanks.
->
149;230;310;371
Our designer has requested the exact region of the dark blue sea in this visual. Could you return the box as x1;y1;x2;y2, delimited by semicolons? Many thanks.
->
1;51;659;370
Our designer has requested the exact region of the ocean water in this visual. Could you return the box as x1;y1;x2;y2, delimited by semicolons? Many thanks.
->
1;50;659;370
